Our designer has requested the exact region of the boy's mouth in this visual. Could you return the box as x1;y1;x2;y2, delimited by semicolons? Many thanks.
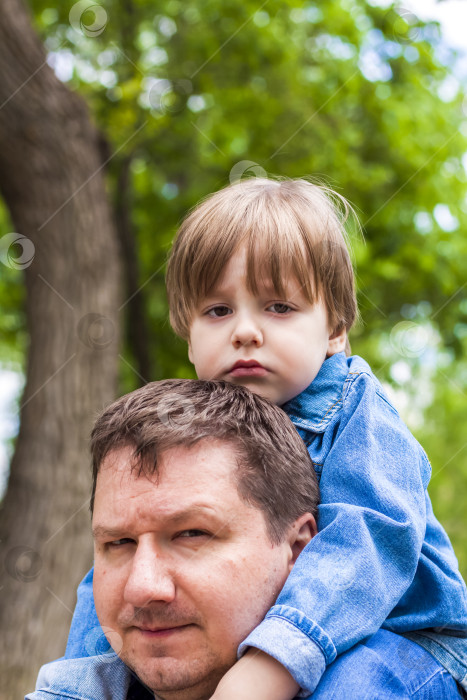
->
228;360;268;378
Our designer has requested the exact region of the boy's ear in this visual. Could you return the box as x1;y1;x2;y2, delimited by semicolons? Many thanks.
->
327;325;347;356
287;513;317;572
188;341;194;364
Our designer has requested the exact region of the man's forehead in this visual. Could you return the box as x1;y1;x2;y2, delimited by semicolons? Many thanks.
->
99;440;240;486
93;440;251;524
99;439;238;470
93;441;267;539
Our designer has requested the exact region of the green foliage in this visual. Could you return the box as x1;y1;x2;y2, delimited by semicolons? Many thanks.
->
2;0;466;572
0;201;26;369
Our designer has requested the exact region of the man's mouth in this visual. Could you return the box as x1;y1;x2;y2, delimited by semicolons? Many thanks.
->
135;623;194;638
228;360;268;378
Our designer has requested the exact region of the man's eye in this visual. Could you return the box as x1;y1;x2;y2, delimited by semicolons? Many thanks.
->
108;538;134;548
268;303;292;314
206;306;232;318
177;529;209;539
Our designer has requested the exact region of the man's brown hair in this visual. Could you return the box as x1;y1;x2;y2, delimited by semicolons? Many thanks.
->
90;379;318;543
166;177;358;345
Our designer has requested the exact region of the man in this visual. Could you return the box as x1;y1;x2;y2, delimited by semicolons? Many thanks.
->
28;380;461;699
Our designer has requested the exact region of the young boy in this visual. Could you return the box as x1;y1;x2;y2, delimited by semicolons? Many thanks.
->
64;177;467;698
163;176;467;698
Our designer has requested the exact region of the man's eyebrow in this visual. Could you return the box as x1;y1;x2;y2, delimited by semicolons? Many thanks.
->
92;526;126;540
165;504;223;526
92;505;227;540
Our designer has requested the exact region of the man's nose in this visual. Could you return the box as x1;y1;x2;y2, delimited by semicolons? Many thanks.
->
231;313;263;348
123;542;176;607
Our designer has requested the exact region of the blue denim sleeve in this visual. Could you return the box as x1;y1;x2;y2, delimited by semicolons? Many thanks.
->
65;567;110;658
25;654;130;699
239;373;430;696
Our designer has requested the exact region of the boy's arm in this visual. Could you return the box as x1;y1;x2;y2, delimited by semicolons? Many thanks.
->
232;374;432;697
211;649;299;700
26;654;130;700
65;567;110;659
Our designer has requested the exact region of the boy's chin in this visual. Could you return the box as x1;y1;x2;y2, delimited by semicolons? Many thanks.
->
226;377;284;406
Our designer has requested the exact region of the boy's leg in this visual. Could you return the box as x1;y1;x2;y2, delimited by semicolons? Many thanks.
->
312;629;462;699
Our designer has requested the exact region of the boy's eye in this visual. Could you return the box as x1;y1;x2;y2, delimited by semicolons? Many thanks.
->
267;303;292;314
206;306;232;318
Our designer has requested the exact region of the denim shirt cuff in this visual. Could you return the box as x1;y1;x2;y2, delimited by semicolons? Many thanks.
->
238;605;335;695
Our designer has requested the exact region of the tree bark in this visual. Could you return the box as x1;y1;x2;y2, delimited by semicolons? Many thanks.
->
0;1;122;697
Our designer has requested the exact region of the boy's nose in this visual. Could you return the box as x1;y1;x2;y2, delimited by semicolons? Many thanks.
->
231;317;263;347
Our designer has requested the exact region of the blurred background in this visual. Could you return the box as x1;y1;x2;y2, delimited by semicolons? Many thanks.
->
0;0;466;696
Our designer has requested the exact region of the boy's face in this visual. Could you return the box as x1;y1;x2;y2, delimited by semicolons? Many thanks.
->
188;246;346;406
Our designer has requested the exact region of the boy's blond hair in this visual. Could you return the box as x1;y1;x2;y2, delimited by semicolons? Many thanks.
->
166;177;358;343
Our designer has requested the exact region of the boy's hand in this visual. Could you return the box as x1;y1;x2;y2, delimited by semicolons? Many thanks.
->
210;648;300;700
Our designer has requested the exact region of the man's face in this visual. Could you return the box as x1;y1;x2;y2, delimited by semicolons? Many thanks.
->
93;441;302;699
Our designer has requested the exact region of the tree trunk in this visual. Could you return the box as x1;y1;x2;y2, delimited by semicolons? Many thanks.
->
0;1;123;697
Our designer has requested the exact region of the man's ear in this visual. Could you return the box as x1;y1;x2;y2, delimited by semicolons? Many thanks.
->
287;513;317;572
327;325;347;357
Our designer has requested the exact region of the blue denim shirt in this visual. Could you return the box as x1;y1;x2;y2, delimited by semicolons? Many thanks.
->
33;353;467;698
26;653;153;699
238;353;467;694
27;630;462;699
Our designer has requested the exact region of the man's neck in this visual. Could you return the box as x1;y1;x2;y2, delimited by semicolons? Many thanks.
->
132;675;217;700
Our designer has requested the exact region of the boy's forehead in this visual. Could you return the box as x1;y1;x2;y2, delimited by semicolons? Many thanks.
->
205;269;281;297
204;246;308;297
211;266;279;294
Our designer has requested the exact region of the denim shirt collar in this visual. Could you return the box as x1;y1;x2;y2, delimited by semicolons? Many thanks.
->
282;352;349;433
